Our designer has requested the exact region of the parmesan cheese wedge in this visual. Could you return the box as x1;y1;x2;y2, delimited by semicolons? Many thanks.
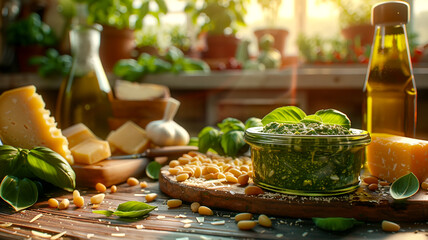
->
62;123;97;148
0;85;73;164
71;138;111;165
107;121;150;154
367;133;428;183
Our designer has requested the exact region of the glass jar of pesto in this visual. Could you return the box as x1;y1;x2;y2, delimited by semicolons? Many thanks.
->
245;126;371;196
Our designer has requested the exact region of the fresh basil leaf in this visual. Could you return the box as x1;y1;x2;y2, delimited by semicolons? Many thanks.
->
245;117;263;129
313;217;362;231
92;210;114;217
0;145;20;179
198;126;224;155
0;176;38;211
390;172;419;200
300;114;323;124
221;130;246;157
315;109;351;129
188;137;198;147
26;147;76;192
146;161;161;180
217;118;245;133
261;106;306;126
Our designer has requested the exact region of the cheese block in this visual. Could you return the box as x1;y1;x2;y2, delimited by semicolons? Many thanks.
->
367;133;428;183
0;85;73;164
63;123;97;148
71;138;111;165
107;121;150;154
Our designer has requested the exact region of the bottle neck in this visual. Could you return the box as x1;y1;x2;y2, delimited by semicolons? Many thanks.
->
70;24;102;63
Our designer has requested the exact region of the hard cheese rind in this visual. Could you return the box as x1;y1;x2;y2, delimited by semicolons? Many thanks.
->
0;85;73;164
367;133;428;183
107;121;149;154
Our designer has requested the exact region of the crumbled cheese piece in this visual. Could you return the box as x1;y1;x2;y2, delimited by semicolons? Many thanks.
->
29;213;43;223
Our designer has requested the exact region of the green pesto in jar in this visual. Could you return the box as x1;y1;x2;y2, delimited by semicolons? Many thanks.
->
262;122;353;135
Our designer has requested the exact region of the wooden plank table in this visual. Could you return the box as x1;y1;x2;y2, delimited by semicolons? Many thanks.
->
1;177;427;240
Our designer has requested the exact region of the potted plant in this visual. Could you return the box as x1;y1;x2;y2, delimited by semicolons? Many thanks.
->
134;27;160;56
185;0;248;60
75;0;168;72
254;0;289;57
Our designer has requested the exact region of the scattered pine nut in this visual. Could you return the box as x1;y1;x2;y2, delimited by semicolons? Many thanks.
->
127;177;139;186
363;176;378;185
190;202;200;213
58;199;70;210
140;181;148;188
167;199;182;208
421;181;428;190
237;220;257;230
235;213;252;222
145;193;158;203
258;214;272;227
74;196;85;208
382;220;400;232
368;183;378;191
245;185;264;195
176;173;189;182
169;160;180;168
238;174;249;185
95;183;106;193
73;190;80;199
29;213;43;223
110;185;117;193
48;198;59;208
198;206;213;216
90;194;105;204
226;174;238;183
379;181;389;186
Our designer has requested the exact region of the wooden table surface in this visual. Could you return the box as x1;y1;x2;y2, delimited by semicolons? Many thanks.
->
0;177;427;240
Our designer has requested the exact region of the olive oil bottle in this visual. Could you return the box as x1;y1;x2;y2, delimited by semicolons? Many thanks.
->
363;1;416;137
56;22;112;139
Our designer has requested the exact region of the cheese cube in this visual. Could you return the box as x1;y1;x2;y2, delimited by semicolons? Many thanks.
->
0;85;73;164
71;138;111;165
107;121;149;154
367;133;428;183
63;123;97;148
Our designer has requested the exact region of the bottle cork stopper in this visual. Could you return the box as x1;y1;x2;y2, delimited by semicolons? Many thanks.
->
372;1;410;25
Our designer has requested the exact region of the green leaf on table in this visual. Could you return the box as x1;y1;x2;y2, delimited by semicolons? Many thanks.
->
0;176;38;211
244;117;263;129
146;161;162;180
26;147;76;192
313;217;362;231
217;118;245;133
300;114;323;124
221;130;246;157
390;172;419;200
315;109;351;129
93;201;156;218
261;106;306;126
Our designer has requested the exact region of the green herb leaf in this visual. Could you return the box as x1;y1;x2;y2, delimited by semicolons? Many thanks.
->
300;114;323;124
0;145;20;179
0;176;38;211
26;147;76;192
217;118;245;133
198;126;224;155
314;109;351;128
390;172;419;200
146;161;162;180
244;117;263;129
221;130;246;157
93;201;156;218
313;217;362;231
261;106;306;126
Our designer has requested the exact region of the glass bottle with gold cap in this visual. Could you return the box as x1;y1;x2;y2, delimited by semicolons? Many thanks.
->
56;4;113;138
363;1;417;137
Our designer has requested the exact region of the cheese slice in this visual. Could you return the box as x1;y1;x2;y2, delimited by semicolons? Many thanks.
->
71;138;111;165
63;123;97;148
367;133;428;183
107;121;149;154
0;85;73;164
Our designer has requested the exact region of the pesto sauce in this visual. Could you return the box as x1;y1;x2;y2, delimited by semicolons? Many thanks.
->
262;122;353;135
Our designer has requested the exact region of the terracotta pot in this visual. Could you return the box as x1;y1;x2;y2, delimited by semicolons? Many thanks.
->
341;24;375;46
202;34;239;59
254;28;289;56
100;25;135;72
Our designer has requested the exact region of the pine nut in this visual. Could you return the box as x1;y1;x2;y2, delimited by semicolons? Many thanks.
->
382;220;400;232
258;214;272;227
127;177;139;186
207;165;220;174
245;185;264;195
169;160;180;168
58;199;70;210
169;167;180;175
178;157;190;165
235;213;252;222
73;190;80;199
238;174;249;185
182;167;194;177
167;199;182;208
198;206;213;216
90;193;105;204
237;220;257;230
379;181;389;186
176;173;189;182
217;172;226;179
95;183;106;193
368;183;378;191
363;176;378;185
74;196;84;208
421;181;428;190
190;202;200;213
140;181;148;188
110;185;117;193
226;174;238;183
228;168;242;178
193;167;202;178
145;193;157;203
48;198;59;208
240;165;250;172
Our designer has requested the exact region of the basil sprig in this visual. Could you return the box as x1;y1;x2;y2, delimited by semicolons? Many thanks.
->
0;145;76;211
261;106;351;129
390;172;419;200
313;217;362;231
93;201;156;218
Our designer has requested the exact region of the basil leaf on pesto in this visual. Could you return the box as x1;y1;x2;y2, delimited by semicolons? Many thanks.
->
261;106;306;126
315;109;351;129
301;114;323;124
390;172;419;200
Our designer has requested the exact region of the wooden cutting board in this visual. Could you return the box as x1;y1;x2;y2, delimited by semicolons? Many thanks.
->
159;166;428;222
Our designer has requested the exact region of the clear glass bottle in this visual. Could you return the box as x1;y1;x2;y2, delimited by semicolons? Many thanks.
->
56;23;113;139
363;1;417;137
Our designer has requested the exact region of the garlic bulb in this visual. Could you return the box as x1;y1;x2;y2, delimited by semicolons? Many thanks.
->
146;98;190;146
